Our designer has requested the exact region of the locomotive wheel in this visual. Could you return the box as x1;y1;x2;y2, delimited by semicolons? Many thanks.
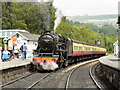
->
63;59;68;67
29;63;36;72
59;63;63;69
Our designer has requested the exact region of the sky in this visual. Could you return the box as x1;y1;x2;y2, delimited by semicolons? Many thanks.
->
2;0;120;16
52;0;119;16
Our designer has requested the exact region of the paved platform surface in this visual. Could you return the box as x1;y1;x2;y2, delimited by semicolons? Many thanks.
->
0;58;32;70
99;55;120;70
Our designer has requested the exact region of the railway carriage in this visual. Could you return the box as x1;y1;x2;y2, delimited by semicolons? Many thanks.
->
31;31;106;71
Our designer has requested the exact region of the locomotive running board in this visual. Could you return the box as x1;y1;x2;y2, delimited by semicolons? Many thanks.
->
39;53;53;55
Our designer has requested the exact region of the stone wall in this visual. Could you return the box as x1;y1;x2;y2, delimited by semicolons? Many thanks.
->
100;63;120;89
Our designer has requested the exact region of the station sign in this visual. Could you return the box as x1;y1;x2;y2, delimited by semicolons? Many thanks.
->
12;35;17;46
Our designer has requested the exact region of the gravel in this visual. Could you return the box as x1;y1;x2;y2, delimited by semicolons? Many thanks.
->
3;60;99;89
68;62;98;89
2;72;49;89
32;61;99;89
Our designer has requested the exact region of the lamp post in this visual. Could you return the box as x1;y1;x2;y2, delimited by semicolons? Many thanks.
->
117;19;120;58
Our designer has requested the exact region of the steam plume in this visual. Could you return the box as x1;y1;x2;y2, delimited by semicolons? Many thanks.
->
38;0;63;33
38;0;53;31
54;9;63;33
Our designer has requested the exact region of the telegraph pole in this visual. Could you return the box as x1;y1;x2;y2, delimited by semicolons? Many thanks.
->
118;27;120;58
118;2;120;58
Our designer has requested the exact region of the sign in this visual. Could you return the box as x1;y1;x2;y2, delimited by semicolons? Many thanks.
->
12;35;17;46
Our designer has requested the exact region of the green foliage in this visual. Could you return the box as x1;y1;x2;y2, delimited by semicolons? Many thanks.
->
100;25;118;35
2;2;56;34
65;20;118;36
57;19;118;53
2;2;117;53
68;14;117;21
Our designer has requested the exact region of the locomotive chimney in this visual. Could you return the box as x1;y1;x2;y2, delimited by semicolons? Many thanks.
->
44;30;51;34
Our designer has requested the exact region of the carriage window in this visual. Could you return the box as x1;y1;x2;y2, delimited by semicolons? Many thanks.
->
74;46;78;51
92;48;96;51
87;47;90;51
84;47;87;51
79;46;83;51
95;48;96;51
84;47;90;51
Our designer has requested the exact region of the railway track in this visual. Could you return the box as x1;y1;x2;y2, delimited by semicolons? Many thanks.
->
1;72;35;88
90;63;103;90
2;72;52;89
2;59;101;89
65;59;99;90
26;72;54;90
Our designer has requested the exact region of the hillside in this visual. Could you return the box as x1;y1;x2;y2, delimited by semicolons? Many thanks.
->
56;20;118;53
67;14;118;28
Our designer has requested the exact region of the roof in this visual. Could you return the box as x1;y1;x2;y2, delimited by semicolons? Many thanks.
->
19;32;40;41
0;29;29;39
0;29;29;32
72;39;105;48
8;32;40;41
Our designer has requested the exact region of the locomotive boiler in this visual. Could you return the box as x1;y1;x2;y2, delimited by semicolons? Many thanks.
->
31;30;106;71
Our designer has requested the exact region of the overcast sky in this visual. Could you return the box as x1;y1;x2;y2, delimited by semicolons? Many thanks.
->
51;0;119;16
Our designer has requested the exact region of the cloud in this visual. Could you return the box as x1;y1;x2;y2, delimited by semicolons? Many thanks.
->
53;0;119;16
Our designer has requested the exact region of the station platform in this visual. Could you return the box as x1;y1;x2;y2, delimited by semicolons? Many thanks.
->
99;55;120;70
0;58;32;70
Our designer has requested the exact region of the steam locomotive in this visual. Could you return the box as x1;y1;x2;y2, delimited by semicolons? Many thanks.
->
31;30;106;71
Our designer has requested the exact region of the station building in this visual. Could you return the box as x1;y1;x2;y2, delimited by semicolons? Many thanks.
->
0;29;29;39
0;29;40;58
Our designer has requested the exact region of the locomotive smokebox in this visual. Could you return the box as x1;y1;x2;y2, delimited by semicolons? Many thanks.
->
38;30;55;51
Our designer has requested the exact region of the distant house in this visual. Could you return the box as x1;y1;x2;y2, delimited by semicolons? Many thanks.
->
113;40;119;56
8;32;40;58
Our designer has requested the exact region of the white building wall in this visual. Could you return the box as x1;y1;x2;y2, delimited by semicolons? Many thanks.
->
8;39;13;49
8;35;38;58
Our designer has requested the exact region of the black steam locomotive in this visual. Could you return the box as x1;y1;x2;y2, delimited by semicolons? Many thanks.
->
31;30;106;71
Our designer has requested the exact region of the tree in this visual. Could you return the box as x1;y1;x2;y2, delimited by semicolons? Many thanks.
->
56;19;117;53
2;2;56;34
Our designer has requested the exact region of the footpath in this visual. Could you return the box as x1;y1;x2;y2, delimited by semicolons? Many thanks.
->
0;58;32;70
99;55;120;70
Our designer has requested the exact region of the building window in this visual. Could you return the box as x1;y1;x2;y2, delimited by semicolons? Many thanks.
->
17;34;19;38
7;32;10;37
0;31;2;36
2;31;5;36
